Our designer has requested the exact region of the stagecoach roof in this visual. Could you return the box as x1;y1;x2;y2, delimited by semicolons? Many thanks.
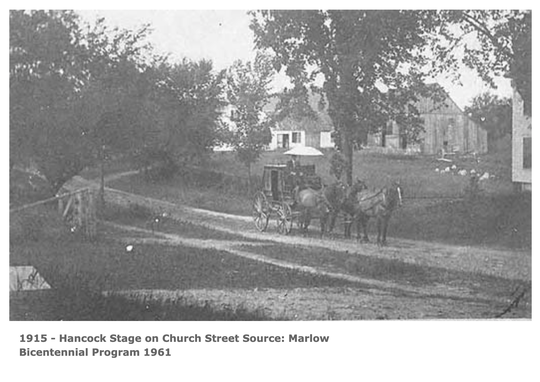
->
284;146;324;156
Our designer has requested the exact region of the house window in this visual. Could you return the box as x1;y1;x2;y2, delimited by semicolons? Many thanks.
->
277;134;289;149
292;132;301;143
523;137;532;169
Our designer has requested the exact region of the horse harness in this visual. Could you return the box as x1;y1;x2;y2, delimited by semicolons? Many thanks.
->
355;188;388;216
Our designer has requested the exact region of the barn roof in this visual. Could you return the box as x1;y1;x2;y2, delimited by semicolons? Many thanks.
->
264;84;484;132
414;85;486;131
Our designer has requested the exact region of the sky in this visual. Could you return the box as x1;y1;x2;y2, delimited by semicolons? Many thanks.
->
77;9;513;110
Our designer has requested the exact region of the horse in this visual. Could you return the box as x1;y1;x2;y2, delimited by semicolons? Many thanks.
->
323;179;368;237
293;186;332;237
352;182;403;246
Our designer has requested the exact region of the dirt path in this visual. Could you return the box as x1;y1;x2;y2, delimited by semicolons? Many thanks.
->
66;175;531;282
59;174;531;319
107;221;509;303
105;221;526;320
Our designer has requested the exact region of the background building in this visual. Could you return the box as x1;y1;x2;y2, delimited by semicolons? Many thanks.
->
511;86;532;191
368;90;488;155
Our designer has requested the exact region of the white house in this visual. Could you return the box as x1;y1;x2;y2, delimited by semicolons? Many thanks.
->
215;89;337;152
265;93;335;151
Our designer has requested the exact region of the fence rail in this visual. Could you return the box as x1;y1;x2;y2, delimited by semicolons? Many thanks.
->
10;188;97;239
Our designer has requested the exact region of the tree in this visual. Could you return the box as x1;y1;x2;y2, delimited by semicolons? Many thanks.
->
137;58;226;170
225;53;274;188
464;93;512;143
9;11;156;193
433;10;531;115
250;10;441;184
10;11;92;190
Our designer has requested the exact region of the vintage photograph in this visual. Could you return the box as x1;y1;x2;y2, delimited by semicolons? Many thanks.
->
9;10;531;320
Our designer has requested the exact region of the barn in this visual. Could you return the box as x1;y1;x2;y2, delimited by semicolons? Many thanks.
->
511;86;532;191
368;90;488;155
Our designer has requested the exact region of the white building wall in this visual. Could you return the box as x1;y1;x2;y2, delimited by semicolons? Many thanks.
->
320;131;334;148
269;130;306;150
512;87;532;189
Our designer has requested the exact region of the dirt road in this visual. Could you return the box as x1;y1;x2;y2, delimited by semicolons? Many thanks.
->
62;174;530;319
67;175;531;282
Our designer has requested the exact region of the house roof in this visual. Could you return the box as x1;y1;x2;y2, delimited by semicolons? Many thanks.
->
264;92;334;133
264;84;483;132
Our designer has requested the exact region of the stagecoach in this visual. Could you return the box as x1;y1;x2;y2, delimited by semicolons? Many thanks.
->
251;159;323;235
250;146;403;244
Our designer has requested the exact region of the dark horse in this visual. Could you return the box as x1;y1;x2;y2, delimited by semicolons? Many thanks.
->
293;187;332;237
352;182;403;246
324;179;368;238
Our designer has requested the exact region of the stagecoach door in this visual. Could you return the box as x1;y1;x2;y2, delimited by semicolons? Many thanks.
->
271;170;280;201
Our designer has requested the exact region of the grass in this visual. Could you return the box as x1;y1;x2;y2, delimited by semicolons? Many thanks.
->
387;193;531;249
99;202;263;242
239;242;530;302
79;155;137;180
10;288;279;321
10;205;355;320
108;172;250;216
210;147;515;197
107;148;530;249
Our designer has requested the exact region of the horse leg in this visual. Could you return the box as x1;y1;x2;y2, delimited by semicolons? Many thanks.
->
344;214;352;239
361;216;370;243
320;216;327;238
328;210;337;233
355;215;362;242
376;217;382;246
381;216;389;246
303;213;311;236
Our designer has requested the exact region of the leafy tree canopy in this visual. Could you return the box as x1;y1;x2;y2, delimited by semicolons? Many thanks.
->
10;10;226;193
250;10;442;183
433;10;531;115
464;92;513;141
225;52;274;177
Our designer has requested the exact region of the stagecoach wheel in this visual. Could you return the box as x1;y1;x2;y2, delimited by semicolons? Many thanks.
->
252;192;269;232
276;203;293;235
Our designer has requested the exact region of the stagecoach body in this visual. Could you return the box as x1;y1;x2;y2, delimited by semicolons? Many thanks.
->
251;163;323;234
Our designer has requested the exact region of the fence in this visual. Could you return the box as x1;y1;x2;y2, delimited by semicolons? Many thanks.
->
10;188;97;239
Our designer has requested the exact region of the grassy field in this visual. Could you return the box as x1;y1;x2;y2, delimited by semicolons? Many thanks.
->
10;205;353;320
211;146;515;197
239;243;528;301
108;146;530;249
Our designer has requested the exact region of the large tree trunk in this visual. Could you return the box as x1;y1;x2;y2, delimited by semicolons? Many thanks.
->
341;133;353;186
